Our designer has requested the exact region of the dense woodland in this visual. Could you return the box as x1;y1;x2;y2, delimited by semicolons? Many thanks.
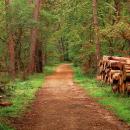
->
1;0;130;129
0;0;130;77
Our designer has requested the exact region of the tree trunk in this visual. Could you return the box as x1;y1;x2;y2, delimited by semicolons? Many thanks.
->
127;0;130;13
113;0;121;23
35;41;43;73
127;1;130;55
92;0;101;64
5;0;16;77
28;0;42;73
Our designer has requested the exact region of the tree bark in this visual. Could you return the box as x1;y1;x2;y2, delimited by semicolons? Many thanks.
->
28;0;42;73
35;41;43;73
127;0;130;13
92;0;101;63
113;0;121;23
5;0;16;77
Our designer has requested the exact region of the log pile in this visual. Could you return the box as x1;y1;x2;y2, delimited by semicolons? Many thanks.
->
98;56;130;95
0;95;12;107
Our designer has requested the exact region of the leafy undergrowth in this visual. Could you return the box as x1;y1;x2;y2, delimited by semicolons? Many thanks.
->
0;123;14;130
73;66;130;124
0;65;57;130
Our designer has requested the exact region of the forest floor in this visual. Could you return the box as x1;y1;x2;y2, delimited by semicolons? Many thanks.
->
10;64;130;130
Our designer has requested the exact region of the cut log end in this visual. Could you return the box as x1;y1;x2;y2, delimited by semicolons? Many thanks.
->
0;102;13;107
98;56;130;95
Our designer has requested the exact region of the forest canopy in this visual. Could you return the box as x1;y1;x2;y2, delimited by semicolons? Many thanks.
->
0;0;130;77
1;1;130;129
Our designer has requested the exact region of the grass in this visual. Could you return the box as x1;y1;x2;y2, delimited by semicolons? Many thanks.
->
0;124;14;130
73;66;130;124
0;65;57;130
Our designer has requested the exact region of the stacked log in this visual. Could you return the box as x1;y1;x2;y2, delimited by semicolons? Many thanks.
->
98;56;130;95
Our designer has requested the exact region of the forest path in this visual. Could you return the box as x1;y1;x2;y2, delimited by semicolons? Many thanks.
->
12;64;129;130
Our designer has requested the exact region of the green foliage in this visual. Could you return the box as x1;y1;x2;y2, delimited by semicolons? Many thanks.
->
0;65;56;117
0;0;130;126
40;0;95;65
9;0;33;30
0;0;130;71
43;0;130;66
0;0;129;70
0;74;44;117
0;65;56;129
0;124;14;130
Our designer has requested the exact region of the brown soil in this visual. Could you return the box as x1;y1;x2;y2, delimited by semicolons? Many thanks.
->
11;64;130;130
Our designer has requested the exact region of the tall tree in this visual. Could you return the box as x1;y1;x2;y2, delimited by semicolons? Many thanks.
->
92;0;101;64
5;0;16;77
28;0;42;73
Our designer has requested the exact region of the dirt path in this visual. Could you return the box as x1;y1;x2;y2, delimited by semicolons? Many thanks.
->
11;64;129;130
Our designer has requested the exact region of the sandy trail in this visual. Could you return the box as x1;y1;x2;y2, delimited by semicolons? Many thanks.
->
11;64;129;130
